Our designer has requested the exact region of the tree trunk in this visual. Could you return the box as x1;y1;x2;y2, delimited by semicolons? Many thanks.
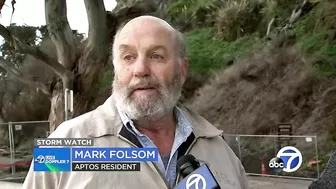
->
48;50;108;131
0;0;160;132
0;79;6;123
49;89;65;131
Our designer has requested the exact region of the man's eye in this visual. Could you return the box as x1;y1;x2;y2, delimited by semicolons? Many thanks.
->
150;54;164;59
124;55;135;61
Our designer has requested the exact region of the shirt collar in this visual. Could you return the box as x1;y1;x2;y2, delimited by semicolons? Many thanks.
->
116;106;141;136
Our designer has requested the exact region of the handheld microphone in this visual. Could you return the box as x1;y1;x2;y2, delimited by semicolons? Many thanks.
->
174;154;221;189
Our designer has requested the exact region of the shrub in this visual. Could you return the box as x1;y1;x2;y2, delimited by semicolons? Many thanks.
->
215;0;264;41
185;27;262;75
312;0;336;31
167;0;222;30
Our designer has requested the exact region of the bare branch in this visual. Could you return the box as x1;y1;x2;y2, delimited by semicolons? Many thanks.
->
0;59;50;95
84;0;109;51
0;0;5;12
279;0;316;34
45;0;77;70
0;24;69;80
111;1;157;26
267;17;275;36
0;58;21;76
75;0;109;94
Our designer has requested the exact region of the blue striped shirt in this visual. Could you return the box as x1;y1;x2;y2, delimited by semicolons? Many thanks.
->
117;106;193;188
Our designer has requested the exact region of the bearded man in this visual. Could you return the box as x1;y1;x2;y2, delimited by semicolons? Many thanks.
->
22;15;249;189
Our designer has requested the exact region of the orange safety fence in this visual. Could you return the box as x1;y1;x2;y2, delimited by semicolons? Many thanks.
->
0;160;31;168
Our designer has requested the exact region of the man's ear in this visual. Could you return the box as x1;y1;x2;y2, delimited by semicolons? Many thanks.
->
112;58;118;71
180;57;188;85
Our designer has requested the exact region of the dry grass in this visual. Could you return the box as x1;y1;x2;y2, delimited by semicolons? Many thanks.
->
186;47;336;138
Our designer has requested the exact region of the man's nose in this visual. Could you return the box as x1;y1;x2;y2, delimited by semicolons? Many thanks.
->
133;57;150;77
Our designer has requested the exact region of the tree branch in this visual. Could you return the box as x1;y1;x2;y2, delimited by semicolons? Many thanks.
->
0;0;5;12
266;17;275;36
106;1;158;45
111;1;157;26
0;24;69;80
45;0;77;70
0;59;50;95
279;0;316;34
84;0;109;52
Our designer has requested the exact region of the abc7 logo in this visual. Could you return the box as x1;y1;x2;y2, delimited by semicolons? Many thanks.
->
269;146;303;173
269;157;285;173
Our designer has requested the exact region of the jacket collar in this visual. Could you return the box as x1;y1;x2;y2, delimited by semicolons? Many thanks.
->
87;96;222;139
175;102;223;138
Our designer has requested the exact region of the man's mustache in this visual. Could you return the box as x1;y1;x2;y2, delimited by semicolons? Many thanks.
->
125;78;163;96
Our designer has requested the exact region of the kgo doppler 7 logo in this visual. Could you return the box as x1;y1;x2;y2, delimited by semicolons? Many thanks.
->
269;146;302;173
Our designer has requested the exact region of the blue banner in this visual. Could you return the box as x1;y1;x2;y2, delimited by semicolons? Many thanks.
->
72;148;158;161
33;148;71;172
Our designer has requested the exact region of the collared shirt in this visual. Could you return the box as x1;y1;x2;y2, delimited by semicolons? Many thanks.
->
117;106;193;188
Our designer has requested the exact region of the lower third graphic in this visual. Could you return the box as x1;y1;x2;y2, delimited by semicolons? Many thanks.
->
34;148;71;172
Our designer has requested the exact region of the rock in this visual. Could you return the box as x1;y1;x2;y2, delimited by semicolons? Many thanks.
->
227;56;236;66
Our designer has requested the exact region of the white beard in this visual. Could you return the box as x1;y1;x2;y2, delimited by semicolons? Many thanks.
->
112;72;182;121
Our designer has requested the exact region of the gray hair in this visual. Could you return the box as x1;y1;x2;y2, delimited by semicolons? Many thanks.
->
175;30;186;59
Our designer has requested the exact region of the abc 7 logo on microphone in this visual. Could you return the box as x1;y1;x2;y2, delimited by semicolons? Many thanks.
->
269;146;303;173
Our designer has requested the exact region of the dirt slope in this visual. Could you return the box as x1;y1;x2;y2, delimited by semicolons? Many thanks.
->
186;47;336;139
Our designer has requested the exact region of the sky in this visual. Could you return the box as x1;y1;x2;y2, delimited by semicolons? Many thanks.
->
0;0;117;36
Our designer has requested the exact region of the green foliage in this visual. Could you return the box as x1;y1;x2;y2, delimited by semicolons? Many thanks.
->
100;0;336;87
215;0;264;41
259;0;278;20
0;24;86;78
167;0;221;29
259;0;302;35
267;0;301;18
293;0;336;35
7;24;39;46
318;124;336;172
299;32;328;53
292;14;316;36
0;24;40;65
296;31;336;78
313;0;336;31
0;24;50;66
213;0;303;41
292;0;336;78
186;27;262;75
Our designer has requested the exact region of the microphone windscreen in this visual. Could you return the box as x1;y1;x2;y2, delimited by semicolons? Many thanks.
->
176;154;201;177
176;154;196;170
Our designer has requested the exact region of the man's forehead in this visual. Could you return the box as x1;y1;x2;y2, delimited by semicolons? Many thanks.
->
116;31;174;53
118;44;167;51
121;16;174;33
115;17;175;44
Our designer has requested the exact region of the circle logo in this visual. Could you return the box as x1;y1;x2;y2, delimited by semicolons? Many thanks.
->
35;155;45;163
186;173;206;189
269;157;284;173
276;146;302;173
